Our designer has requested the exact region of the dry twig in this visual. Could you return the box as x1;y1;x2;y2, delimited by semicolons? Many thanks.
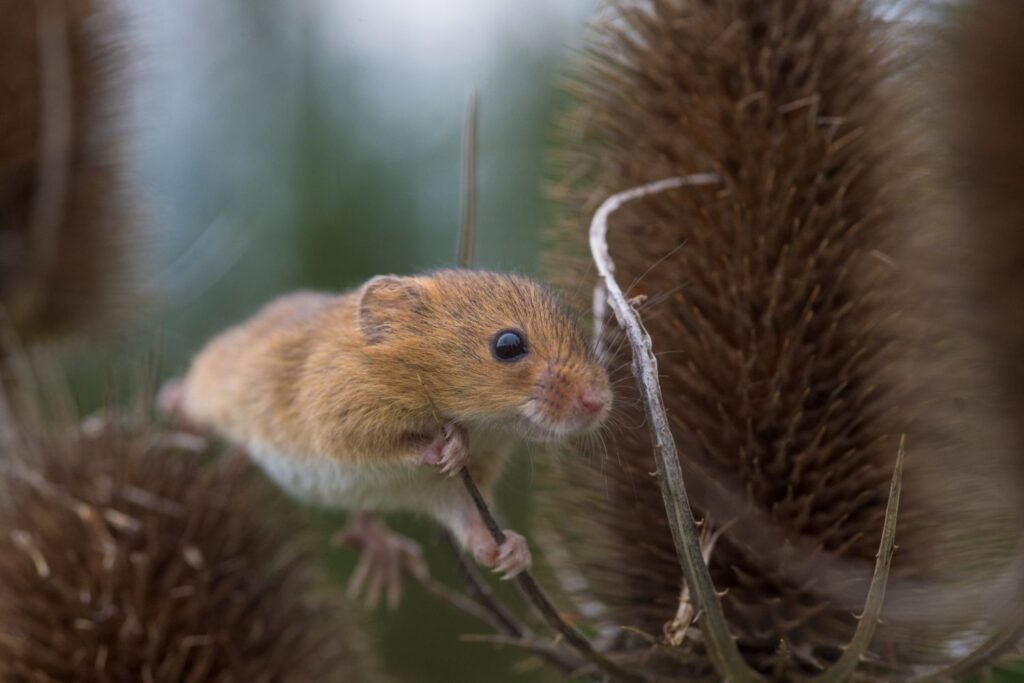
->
806;435;905;683
457;468;651;682
588;174;765;683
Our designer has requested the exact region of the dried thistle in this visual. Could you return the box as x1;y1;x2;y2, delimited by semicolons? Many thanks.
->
540;0;1020;679
0;0;137;339
0;413;386;682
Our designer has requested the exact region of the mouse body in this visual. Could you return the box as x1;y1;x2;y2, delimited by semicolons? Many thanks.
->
171;269;611;599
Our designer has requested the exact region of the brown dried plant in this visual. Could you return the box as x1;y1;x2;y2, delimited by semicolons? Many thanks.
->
0;405;386;683
539;0;1024;680
0;0;137;339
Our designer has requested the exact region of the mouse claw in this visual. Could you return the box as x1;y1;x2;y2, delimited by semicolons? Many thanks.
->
438;422;469;476
494;530;531;580
333;513;427;611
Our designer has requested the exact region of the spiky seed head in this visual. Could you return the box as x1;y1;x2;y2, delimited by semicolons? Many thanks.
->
540;0;1024;678
0;415;386;683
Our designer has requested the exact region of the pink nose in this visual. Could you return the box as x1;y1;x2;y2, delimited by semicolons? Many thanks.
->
576;389;608;417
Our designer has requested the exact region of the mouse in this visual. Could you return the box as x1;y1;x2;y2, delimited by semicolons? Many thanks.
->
161;269;611;607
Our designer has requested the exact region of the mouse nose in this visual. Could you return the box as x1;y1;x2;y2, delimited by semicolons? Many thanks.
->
575;387;610;418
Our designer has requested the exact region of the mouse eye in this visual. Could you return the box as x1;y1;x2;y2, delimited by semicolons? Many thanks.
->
491;329;528;361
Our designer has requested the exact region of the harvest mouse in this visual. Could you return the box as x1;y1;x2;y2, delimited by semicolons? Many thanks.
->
161;269;611;606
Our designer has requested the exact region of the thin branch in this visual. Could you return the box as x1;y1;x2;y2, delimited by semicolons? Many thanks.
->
460;633;591;671
458;468;654;683
810;435;905;683
457;89;478;269
443;531;528;639
589;175;765;683
419;375;597;678
441;533;590;678
413;567;513;631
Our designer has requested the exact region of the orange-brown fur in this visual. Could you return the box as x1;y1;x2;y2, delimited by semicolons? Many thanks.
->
178;269;610;572
184;270;606;466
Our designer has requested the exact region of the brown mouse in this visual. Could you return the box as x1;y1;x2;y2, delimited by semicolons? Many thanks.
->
162;269;611;606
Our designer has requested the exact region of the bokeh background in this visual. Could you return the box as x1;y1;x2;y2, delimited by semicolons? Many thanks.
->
60;1;595;681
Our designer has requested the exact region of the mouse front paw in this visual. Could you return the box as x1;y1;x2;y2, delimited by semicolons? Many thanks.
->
469;528;532;580
494;531;531;580
421;422;469;476
439;422;469;475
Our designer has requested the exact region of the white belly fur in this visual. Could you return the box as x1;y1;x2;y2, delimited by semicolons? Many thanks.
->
248;427;511;517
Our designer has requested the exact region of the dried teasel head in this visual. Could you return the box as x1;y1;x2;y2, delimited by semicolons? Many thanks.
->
0;0;139;340
541;0;1024;679
0;412;387;682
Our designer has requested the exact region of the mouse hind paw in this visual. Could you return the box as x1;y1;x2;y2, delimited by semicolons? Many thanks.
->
333;512;427;610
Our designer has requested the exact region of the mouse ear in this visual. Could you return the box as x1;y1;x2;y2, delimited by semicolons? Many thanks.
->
357;275;424;343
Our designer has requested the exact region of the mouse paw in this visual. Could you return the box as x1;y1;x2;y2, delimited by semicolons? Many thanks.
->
439;422;469;476
468;528;532;580
494;531;531;580
420;422;469;476
332;513;427;610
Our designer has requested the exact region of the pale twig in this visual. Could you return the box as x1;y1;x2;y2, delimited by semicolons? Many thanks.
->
809;435;905;683
665;521;726;647
589;174;765;683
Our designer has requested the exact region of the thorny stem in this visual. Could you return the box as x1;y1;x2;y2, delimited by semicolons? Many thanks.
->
808;435;905;683
589;175;766;683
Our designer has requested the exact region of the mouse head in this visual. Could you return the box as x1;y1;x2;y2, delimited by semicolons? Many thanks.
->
358;269;611;441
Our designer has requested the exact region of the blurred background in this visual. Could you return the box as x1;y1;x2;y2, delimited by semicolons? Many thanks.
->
59;0;595;681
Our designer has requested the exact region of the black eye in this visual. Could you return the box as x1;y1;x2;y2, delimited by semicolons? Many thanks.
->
491;329;528;361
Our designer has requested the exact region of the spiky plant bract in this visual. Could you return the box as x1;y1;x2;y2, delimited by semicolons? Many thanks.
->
0;411;386;683
540;0;1023;678
0;0;136;339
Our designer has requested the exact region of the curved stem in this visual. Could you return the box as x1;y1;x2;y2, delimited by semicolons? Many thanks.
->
809;435;905;683
589;175;764;683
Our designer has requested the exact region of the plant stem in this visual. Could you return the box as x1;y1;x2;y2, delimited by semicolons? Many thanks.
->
588;175;764;683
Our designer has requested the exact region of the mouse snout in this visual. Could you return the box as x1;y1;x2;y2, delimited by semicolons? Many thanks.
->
528;363;611;438
574;386;610;420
